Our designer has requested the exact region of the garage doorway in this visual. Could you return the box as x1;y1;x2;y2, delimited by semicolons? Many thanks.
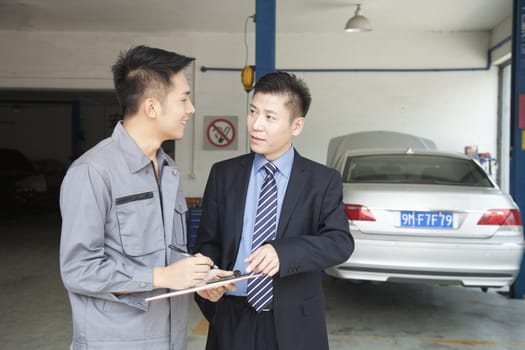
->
0;89;120;212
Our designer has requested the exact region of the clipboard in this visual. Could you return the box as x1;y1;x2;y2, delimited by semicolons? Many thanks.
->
145;273;260;302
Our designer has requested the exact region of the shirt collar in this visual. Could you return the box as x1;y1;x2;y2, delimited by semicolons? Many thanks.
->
253;147;294;179
112;121;174;173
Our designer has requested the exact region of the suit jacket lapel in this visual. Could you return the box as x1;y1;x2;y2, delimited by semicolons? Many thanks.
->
277;150;307;238
232;154;254;255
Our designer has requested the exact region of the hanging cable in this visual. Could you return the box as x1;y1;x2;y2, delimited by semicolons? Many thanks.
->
242;14;255;152
243;15;253;67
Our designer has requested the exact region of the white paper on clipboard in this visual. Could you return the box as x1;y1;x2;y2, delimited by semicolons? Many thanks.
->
145;273;260;302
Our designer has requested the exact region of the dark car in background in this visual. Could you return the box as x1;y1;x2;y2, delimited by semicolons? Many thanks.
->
0;148;47;210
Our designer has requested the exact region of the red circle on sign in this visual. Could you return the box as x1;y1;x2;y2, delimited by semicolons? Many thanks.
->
206;118;236;148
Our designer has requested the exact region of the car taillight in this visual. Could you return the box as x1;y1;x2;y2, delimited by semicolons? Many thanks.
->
477;209;522;226
344;204;376;221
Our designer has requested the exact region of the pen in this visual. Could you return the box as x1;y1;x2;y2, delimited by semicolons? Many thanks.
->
168;244;219;269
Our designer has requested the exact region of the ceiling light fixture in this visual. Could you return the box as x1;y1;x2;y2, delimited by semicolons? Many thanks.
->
344;3;372;32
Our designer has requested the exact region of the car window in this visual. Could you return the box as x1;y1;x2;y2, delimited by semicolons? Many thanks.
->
343;154;493;187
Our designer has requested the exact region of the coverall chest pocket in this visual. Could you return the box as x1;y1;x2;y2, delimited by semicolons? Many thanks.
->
116;191;164;256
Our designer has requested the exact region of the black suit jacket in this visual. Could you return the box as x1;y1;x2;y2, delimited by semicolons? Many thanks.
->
194;150;354;350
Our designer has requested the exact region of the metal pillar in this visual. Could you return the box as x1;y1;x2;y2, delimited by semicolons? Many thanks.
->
510;0;525;299
255;0;276;81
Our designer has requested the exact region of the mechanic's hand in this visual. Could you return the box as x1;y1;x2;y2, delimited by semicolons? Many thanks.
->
153;254;213;290
201;268;236;284
245;244;280;277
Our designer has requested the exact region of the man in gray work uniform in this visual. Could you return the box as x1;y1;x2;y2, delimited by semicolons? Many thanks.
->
59;45;218;350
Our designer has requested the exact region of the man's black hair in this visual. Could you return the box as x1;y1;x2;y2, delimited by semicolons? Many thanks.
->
112;45;194;116
253;71;312;119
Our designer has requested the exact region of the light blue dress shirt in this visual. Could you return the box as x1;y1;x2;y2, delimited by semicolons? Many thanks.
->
228;147;294;296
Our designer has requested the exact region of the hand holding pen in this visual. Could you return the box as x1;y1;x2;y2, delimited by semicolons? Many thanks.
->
152;246;215;290
169;244;220;269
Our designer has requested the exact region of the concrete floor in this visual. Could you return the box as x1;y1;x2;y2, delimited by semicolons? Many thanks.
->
2;210;525;350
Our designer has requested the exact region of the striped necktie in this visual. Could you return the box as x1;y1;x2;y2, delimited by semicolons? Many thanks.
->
247;162;278;312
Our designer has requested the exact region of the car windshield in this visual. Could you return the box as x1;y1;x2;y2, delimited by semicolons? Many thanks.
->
343;154;493;187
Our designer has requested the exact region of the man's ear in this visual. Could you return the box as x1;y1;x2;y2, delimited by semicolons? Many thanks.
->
143;97;159;119
292;117;305;136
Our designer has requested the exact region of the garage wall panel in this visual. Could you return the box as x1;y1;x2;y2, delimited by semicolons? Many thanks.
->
0;29;505;196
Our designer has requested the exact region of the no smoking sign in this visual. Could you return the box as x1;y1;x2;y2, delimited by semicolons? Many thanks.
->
204;116;238;150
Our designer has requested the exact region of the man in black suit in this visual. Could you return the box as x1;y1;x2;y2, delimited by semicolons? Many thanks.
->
194;71;354;350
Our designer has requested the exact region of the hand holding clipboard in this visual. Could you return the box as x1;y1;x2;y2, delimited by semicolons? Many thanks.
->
145;270;261;302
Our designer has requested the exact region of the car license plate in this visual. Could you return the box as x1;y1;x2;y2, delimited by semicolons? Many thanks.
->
400;211;454;229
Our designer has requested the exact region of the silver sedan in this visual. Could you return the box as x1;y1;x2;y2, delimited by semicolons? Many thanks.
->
325;147;525;289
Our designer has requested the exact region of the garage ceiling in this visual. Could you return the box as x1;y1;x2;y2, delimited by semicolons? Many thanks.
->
0;0;512;33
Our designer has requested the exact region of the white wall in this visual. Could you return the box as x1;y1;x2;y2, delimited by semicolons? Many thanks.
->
277;31;498;163
491;16;512;64
0;25;510;197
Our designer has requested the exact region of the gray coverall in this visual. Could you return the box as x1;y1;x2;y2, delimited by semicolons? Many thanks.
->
60;122;189;350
